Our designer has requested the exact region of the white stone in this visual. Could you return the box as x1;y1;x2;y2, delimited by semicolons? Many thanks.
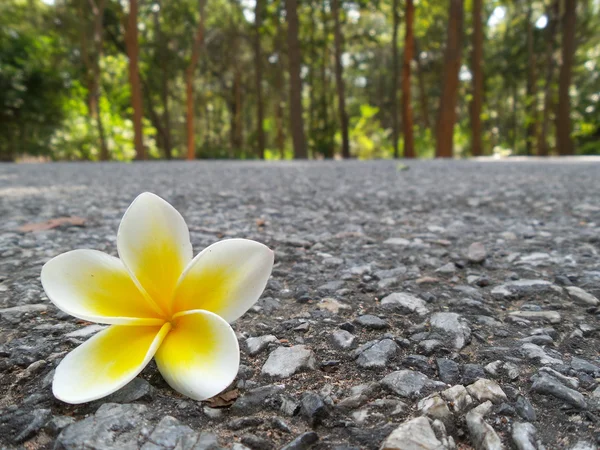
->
261;345;317;378
467;379;508;404
566;286;599;306
467;242;487;263
379;416;445;450
0;304;47;315
384;238;410;246
246;335;278;356
511;422;538;450
331;330;356;350
466;401;504;450
417;394;453;430
508;310;561;324
520;343;563;365
429;312;471;350
441;385;474;413
381;292;429;316
318;297;350;314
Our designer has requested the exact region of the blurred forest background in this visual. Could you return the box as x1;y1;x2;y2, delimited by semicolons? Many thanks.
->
1;0;599;162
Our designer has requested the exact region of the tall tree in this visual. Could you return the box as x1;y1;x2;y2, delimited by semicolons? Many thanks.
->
402;0;415;158
79;0;109;160
525;1;537;155
274;9;286;159
470;0;484;157
414;39;431;131
332;0;350;158
154;0;172;159
538;0;559;156
320;0;334;159
125;0;145;160
556;0;577;155
391;0;400;158
186;0;206;160
308;4;317;154
501;6;519;152
435;0;464;158
231;49;243;154
253;0;265;159
285;0;307;159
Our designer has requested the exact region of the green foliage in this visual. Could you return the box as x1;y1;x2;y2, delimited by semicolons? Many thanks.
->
414;127;435;159
0;0;599;161
49;84;99;161
0;15;68;160
350;104;393;159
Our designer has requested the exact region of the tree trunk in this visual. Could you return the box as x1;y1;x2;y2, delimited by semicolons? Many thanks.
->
274;13;286;159
234;67;243;153
307;1;318;158
391;0;400;158
470;0;484;157
229;99;236;158
146;8;167;158
275;103;285;158
414;39;431;131
511;82;518;152
435;0;464;158
377;59;386;116
154;1;172;159
89;0;109;161
186;76;194;158
321;0;333;159
186;0;206;160
502;5;516;153
308;6;317;157
79;0;109;160
539;0;559;156
92;0;109;161
525;1;537;155
556;0;577;155
331;0;350;158
285;0;308;159
78;2;92;110
253;0;265;159
214;101;223;150
161;75;172;160
204;102;211;150
126;0;145;160
140;76;166;156
402;0;415;158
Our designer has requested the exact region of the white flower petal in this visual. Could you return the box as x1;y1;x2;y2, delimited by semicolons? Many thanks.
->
171;239;274;323
117;192;193;315
155;309;239;401
53;323;170;404
41;249;165;325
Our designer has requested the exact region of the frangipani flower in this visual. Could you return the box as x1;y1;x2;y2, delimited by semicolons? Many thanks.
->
41;192;274;404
